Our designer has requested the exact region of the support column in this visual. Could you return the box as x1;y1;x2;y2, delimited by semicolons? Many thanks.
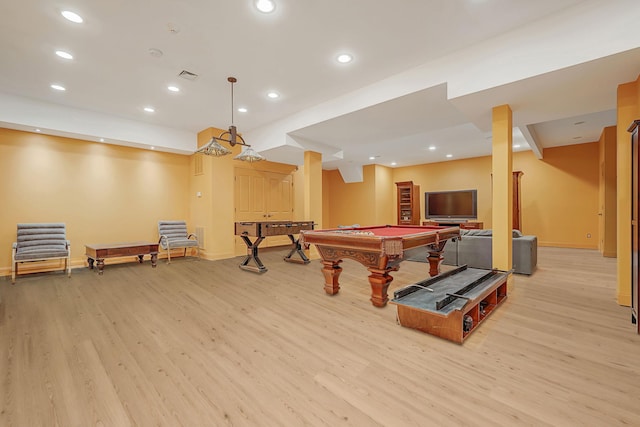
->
189;127;237;260
304;151;323;258
491;105;513;272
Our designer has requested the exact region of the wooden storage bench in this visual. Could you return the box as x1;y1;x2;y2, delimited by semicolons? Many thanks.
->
390;266;508;343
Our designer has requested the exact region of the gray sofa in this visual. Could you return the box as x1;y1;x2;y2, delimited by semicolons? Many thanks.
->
442;229;537;275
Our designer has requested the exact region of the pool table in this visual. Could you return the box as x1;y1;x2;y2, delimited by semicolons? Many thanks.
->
299;225;460;307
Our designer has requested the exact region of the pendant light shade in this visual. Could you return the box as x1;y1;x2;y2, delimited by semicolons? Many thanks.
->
195;77;265;162
234;146;264;163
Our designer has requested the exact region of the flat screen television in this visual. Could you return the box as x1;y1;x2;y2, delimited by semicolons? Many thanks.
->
425;189;477;219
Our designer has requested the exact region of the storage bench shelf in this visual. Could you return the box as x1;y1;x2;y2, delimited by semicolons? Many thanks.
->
391;267;509;344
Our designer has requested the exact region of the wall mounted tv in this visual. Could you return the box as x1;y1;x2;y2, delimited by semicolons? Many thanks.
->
425;189;478;219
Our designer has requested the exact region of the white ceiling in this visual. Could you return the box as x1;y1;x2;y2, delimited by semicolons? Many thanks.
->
1;0;639;177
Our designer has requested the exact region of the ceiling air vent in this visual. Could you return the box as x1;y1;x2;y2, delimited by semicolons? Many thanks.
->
178;70;199;81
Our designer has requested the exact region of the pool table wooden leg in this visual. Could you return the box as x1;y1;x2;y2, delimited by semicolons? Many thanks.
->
427;250;443;276
427;241;448;276
321;260;342;295
367;268;393;307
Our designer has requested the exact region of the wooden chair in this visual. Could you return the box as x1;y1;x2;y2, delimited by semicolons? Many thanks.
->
158;220;199;263
12;223;71;283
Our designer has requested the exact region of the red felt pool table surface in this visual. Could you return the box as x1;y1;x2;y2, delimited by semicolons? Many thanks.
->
300;225;460;307
343;225;440;236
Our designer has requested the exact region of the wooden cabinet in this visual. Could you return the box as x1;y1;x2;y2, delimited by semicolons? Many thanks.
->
396;181;420;225
629;120;640;333
423;220;483;229
391;267;508;344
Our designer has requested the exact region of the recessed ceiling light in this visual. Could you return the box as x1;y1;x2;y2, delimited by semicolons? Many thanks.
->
428;146;436;151
167;85;180;92
35;129;41;132
267;91;279;99
446;154;453;158
369;156;375;160
513;144;521;148
148;48;163;58
391;162;397;166
61;10;83;23
99;138;105;142
150;146;155;150
50;84;66;91
255;0;276;13
143;106;155;113
55;50;73;60
237;107;248;113
336;53;353;64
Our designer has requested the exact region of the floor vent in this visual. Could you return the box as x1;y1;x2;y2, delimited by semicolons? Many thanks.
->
195;227;205;249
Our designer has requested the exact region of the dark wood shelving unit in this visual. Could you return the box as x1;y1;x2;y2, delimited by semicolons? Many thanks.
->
396;181;420;225
513;171;524;231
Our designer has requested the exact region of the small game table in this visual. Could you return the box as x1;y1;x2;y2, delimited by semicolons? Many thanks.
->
235;220;315;273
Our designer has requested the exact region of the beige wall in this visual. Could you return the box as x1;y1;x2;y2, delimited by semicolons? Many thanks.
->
374;165;395;225
324;167;375;228
0;128;190;275
514;144;599;248
0;126;607;275
0;127;309;275
322;170;331;227
393;156;493;228
324;145;600;249
323;165;395;228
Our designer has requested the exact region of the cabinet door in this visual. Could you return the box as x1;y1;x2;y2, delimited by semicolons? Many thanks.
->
265;172;294;246
235;172;266;222
267;172;293;221
235;168;294;252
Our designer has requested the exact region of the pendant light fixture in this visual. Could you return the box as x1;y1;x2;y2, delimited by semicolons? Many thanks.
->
196;77;265;162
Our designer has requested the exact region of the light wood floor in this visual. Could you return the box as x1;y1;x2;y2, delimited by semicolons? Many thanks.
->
0;247;638;426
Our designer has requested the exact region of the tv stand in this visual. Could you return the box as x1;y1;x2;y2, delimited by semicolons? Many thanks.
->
423;219;483;229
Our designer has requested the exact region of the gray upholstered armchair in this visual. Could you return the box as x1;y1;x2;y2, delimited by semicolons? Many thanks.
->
12;223;71;283
158;220;200;263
